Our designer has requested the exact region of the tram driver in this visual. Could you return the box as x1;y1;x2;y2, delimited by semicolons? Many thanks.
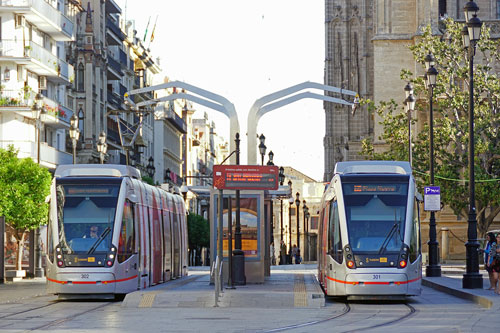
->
83;226;100;239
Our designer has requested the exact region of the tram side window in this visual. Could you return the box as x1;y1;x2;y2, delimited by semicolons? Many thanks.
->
409;198;421;262
118;200;136;263
328;201;343;264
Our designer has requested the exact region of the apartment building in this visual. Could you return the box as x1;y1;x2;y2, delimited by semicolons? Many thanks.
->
0;0;82;169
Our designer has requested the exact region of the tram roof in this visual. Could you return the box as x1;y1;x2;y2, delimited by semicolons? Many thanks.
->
54;164;141;179
334;161;412;176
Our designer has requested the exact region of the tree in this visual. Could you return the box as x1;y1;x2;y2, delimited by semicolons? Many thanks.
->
187;213;209;265
361;19;500;237
0;146;52;270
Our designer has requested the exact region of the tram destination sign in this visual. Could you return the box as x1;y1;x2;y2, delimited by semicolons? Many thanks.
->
213;165;279;190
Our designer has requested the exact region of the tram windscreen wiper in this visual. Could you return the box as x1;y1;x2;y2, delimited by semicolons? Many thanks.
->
378;222;398;254
87;227;111;254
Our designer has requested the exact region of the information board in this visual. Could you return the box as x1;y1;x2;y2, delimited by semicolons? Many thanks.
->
424;186;441;211
213;165;279;190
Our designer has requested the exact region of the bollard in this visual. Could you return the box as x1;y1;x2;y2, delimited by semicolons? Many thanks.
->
441;227;449;262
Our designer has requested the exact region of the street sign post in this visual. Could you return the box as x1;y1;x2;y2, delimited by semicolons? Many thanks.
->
424;186;441;211
213;165;279;191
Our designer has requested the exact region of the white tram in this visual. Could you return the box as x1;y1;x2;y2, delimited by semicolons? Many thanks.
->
46;164;188;299
318;161;422;299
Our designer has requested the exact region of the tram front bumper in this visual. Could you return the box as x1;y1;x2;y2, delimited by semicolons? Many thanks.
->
344;273;409;295
47;272;117;295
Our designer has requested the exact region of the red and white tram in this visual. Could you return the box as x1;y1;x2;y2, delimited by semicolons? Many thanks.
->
46;164;188;299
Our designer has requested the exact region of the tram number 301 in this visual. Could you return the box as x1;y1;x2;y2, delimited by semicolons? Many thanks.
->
372;274;381;280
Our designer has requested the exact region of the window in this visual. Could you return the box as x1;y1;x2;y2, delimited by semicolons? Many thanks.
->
118;200;135;263
409;198;421;263
328;201;343;264
77;63;84;91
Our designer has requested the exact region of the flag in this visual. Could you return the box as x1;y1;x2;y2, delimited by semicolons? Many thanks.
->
150;15;158;43
143;16;151;42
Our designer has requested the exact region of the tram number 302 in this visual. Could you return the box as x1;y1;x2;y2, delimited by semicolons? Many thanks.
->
372;274;381;280
81;274;89;279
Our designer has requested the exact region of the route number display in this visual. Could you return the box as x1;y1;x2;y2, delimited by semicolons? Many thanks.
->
213;165;279;190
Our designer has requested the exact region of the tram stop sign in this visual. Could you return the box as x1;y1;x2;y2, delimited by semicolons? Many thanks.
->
213;165;279;190
424;186;441;211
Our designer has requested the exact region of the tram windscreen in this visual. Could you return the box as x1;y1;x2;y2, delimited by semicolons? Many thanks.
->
341;176;409;254
55;178;121;253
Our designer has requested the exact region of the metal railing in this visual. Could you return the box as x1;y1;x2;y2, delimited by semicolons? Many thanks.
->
211;255;223;307
0;89;35;107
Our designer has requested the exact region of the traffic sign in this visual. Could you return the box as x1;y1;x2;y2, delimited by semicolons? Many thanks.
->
213;165;279;190
424;186;441;211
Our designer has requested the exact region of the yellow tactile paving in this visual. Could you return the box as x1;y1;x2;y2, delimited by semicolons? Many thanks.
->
138;292;157;308
293;274;308;307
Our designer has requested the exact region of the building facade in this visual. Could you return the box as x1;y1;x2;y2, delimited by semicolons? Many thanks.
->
0;0;82;169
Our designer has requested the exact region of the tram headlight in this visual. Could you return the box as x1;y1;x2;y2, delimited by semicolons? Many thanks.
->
347;260;356;269
57;260;64;267
106;245;117;267
399;260;407;268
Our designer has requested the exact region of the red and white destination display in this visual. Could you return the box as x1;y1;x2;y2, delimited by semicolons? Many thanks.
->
213;165;279;190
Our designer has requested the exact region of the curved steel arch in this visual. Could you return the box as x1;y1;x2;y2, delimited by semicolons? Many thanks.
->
247;81;357;164
125;80;240;163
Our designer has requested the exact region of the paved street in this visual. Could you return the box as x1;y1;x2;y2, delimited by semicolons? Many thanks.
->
1;264;500;332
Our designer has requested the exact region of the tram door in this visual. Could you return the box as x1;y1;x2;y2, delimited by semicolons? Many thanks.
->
115;199;138;293
329;201;344;295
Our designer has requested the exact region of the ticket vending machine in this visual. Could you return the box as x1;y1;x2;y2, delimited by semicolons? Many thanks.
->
210;189;266;284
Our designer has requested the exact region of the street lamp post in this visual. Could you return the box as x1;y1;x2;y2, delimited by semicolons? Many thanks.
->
259;134;266;165
288;180;293;264
69;114;80;164
295;192;300;252
302;200;308;262
31;93;46;278
404;83;415;166
266;150;275;250
279;167;285;243
462;1;483;289
425;53;441;277
96;131;107;164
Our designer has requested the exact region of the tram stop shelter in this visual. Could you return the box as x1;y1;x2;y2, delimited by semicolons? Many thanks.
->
209;166;290;284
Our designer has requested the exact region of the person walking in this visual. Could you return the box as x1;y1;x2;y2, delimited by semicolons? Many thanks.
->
270;242;276;265
482;232;496;290
295;248;302;264
279;240;287;265
291;245;298;265
490;234;500;295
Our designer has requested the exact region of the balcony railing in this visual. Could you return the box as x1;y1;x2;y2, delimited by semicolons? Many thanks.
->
107;90;122;108
165;109;187;134
0;89;35;107
119;84;127;97
106;17;125;41
1;0;74;40
107;55;123;77
119;48;127;65
29;40;59;72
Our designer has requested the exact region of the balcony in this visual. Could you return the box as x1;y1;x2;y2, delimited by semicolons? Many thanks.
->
0;89;35;110
107;89;122;109
119;49;127;66
119;84;127;98
41;95;69;129
0;0;74;41
106;17;125;45
0;39;72;82
165;109;187;134
107;54;123;80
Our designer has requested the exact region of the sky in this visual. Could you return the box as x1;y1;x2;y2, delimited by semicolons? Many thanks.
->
116;0;325;181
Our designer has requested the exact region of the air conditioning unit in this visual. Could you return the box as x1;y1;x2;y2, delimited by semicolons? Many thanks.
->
15;15;25;28
39;76;47;90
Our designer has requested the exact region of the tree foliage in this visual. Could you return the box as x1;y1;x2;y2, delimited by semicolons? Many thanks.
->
0;145;52;269
361;19;500;237
187;212;209;255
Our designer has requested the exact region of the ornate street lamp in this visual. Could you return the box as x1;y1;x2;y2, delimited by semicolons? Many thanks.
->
302;200;308;261
295;192;300;251
180;181;189;204
267;150;274;166
32;93;46;165
288;180;293;263
259;134;266;165
31;93;46;278
425;53;441;277
462;1;483;289
96;131;107;164
279;167;285;243
404;93;416;166
146;156;155;178
165;168;171;184
69;114;80;164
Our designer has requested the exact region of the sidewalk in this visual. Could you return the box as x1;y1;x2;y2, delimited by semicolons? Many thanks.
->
422;265;500;310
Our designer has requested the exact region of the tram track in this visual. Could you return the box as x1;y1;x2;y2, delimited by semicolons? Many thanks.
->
260;301;416;332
